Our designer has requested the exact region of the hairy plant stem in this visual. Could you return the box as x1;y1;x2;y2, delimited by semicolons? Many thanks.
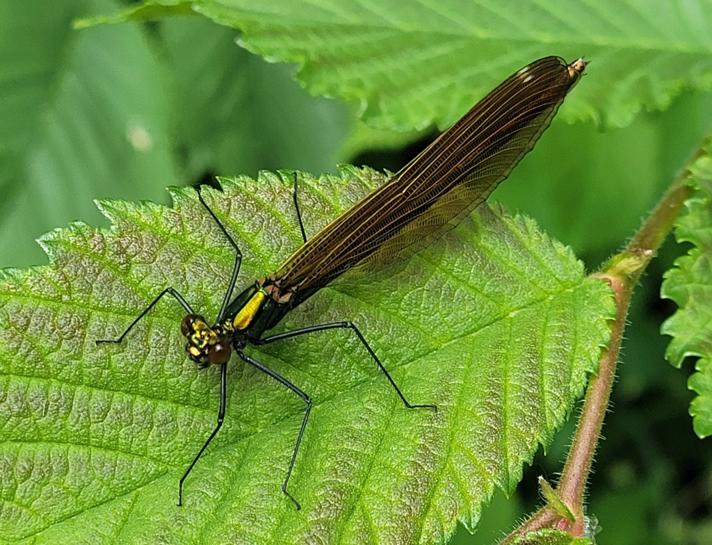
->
498;139;706;543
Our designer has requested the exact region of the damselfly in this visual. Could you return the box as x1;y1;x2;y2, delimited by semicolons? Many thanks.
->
96;56;587;509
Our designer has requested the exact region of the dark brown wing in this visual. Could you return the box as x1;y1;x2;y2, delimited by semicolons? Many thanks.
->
273;56;585;304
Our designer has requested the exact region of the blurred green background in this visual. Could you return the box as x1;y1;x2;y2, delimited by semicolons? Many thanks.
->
2;1;711;543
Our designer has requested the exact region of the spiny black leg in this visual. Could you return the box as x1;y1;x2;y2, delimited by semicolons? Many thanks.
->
238;350;311;510
256;321;437;411
292;172;308;244
95;287;194;345
196;187;242;323
178;362;228;506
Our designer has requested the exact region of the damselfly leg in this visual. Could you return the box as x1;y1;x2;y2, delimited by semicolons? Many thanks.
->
246;319;436;508
256;322;437;411
178;362;227;506
95;287;195;345
95;190;243;506
196;188;242;322
237;351;311;510
95;190;242;346
293;172;308;244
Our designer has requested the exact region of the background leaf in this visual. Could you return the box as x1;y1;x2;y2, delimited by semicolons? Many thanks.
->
210;0;712;129
0;0;178;268
94;0;712;130
661;140;712;438
0;170;613;544
160;15;351;180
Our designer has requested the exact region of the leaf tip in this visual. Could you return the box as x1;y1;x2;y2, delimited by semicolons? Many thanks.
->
94;198;129;224
166;185;196;202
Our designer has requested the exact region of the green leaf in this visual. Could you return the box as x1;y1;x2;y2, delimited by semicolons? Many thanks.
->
661;140;712;438
160;16;351;179
0;169;613;544
538;477;575;522
81;0;712;130
0;0;178;268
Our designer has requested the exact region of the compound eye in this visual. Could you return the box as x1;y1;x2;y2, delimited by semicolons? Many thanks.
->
185;343;204;363
181;314;203;336
208;341;231;365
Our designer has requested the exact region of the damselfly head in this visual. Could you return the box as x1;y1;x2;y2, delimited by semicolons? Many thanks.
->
181;314;232;366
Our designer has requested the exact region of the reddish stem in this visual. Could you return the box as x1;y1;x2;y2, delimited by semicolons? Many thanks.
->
498;139;704;543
